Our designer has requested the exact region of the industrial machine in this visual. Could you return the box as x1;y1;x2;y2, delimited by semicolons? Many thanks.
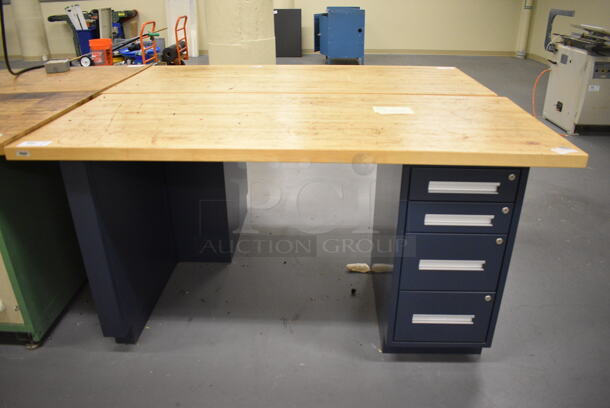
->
314;7;365;64
48;7;138;56
542;10;610;134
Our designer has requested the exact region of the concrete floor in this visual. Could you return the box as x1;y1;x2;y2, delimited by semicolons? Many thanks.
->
1;54;609;408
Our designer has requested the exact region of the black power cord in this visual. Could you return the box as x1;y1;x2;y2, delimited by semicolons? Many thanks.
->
1;3;45;76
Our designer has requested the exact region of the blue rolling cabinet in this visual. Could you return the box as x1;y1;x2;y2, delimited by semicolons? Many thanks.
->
314;7;365;64
372;165;528;353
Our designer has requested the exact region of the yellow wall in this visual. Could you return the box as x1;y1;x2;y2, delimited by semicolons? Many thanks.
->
0;5;21;57
295;0;522;53
3;0;609;59
526;0;610;61
3;0;521;58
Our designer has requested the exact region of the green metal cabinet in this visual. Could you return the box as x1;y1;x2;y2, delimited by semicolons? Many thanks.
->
0;157;85;343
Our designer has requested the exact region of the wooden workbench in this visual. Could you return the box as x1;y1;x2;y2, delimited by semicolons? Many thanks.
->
0;66;147;155
0;65;146;343
6;77;586;167
104;64;497;96
1;64;590;351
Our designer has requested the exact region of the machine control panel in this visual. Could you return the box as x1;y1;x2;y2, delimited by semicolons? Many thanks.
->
593;62;610;79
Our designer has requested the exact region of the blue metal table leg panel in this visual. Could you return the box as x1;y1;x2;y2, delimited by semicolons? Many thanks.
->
61;162;177;343
166;162;247;262
61;161;247;343
485;168;529;346
371;165;409;348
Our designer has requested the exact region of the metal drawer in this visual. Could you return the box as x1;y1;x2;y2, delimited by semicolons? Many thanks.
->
407;202;513;234
400;234;507;291
409;168;520;202
394;292;495;343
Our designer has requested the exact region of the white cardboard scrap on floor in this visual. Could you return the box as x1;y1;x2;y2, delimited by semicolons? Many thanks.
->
346;263;370;273
346;263;393;273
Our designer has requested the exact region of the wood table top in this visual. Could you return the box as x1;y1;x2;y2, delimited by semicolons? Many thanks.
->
5;92;587;167
0;66;148;154
104;65;497;96
0;66;147;94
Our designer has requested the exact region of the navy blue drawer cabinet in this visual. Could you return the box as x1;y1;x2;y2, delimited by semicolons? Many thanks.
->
372;165;529;354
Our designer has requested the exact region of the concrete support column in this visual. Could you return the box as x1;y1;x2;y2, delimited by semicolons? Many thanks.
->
273;0;295;8
12;0;50;61
204;0;276;65
515;0;534;59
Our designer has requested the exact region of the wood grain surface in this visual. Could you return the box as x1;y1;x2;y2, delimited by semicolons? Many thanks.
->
104;65;497;96
0;66;147;94
0;65;148;154
0;92;94;154
5;92;587;167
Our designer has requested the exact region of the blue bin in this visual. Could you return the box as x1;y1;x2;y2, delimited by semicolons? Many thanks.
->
75;29;95;55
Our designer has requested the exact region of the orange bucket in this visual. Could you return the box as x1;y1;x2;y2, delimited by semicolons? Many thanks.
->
89;38;113;66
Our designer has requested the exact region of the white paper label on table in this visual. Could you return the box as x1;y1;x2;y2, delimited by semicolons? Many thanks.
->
17;141;52;147
551;147;578;155
373;106;414;115
588;84;600;92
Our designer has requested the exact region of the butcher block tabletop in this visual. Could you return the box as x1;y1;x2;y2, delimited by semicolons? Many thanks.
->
104;64;497;96
0;66;148;155
5;89;587;167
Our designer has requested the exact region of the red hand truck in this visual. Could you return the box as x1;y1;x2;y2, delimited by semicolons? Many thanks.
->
175;16;189;65
139;20;159;64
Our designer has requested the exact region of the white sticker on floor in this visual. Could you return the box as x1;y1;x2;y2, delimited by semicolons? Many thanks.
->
17;141;52;147
373;106;414;115
551;147;578;154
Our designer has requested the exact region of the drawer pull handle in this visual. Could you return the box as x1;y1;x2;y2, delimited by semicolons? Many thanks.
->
424;214;495;227
418;260;486;271
428;181;501;195
412;314;475;325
